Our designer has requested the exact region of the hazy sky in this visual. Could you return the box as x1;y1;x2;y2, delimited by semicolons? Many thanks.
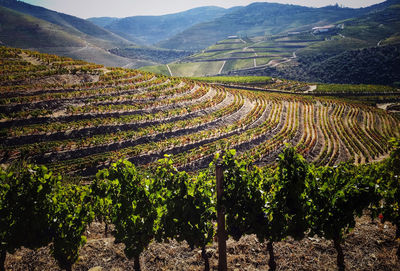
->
21;0;385;18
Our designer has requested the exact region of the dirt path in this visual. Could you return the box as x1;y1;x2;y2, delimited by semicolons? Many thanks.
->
20;52;42;65
376;103;400;110
267;51;297;67
268;58;291;67
251;48;258;67
304;85;317;93
70;41;90;54
166;64;173;76
218;61;226;74
122;62;135;68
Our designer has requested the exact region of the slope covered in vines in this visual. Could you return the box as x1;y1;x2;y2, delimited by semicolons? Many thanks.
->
1;46;399;177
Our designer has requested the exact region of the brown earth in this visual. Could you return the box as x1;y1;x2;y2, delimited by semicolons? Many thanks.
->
22;74;100;87
4;216;399;271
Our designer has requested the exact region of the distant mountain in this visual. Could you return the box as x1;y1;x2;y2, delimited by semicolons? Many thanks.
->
157;2;390;50
0;0;131;48
89;6;239;45
340;1;400;45
0;0;144;67
87;17;118;28
229;1;400;85
0;6;84;48
296;3;400;57
252;44;400;85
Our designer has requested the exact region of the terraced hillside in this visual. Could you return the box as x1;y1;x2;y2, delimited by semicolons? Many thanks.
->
141;33;325;76
1;47;399;178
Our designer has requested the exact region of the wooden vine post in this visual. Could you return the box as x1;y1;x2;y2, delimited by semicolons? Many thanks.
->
216;162;227;271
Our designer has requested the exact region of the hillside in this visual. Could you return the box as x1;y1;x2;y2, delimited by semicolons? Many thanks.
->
157;2;374;50
340;1;400;46
1;41;400;270
1;47;399;178
0;0;130;48
1;0;400;270
251;44;400;85
0;0;144;67
109;47;194;65
0;0;225;68
0;6;85;48
89;6;238;46
87;17;118;28
297;1;400;56
230;2;400;84
142;33;325;77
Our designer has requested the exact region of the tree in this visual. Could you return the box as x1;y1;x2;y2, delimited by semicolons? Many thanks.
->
95;160;157;271
153;156;215;271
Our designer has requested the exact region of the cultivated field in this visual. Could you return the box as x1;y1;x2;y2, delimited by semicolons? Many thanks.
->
143;34;324;77
1;47;399;178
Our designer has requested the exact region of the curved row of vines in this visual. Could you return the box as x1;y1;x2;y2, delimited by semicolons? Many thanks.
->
1;47;399;178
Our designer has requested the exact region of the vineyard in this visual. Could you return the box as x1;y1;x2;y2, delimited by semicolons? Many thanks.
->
141;33;324;77
1;143;400;271
1;47;400;270
1;47;400;178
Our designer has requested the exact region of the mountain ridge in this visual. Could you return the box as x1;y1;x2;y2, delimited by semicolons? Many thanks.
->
0;0;141;67
88;6;240;45
0;0;132;48
156;1;396;50
0;5;85;48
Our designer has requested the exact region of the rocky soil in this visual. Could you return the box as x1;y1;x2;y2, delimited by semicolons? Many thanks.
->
4;216;400;271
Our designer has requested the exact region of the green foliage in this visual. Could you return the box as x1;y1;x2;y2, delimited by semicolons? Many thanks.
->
219;150;267;241
90;173;118;228
49;183;94;271
371;138;400;238
0;163;93;271
305;162;378;270
96;160;157;263
262;44;400;85
316;84;398;94
109;47;194;65
221;147;309;242
0;163;57;259
306;163;376;240
153;156;215;250
272;147;309;240
3;142;400;270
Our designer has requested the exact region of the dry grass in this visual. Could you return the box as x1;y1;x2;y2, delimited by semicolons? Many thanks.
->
5;216;399;271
